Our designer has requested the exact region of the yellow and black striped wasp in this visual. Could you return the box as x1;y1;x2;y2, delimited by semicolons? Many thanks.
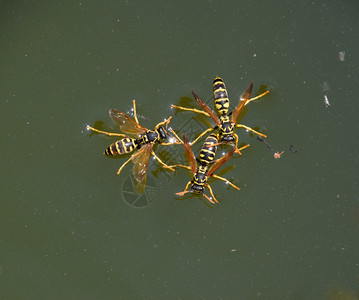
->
172;76;269;153
168;132;249;204
87;100;177;193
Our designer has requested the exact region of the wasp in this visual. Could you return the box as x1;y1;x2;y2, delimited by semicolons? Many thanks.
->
172;76;269;152
168;132;249;204
87;100;176;193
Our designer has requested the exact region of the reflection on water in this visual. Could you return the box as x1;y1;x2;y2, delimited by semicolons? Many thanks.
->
122;174;157;209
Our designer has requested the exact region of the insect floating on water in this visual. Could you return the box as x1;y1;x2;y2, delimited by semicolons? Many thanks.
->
168;132;249;204
87;100;176;193
172;76;269;153
87;76;273;203
274;151;284;159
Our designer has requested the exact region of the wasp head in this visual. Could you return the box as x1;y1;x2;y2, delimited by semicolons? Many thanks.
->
220;134;235;143
191;183;204;195
157;126;167;140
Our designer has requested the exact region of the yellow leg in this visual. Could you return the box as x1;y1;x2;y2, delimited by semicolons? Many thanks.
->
132;100;139;124
165;164;192;171
161;141;180;146
116;152;141;175
87;125;127;137
204;184;218;203
150;150;175;171
211;174;240;191
238;144;250;152
171;105;210;117
233;133;241;155
176;181;192;197
235;124;267;138
155;116;172;129
167;128;183;145
205;139;249;156
246;90;269;105
190;127;215;146
234;133;238;148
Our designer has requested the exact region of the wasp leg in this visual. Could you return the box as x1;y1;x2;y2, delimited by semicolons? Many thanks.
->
238;144;250;152
166;164;192;171
202;193;216;204
116;152;141;176
176;181;192;197
171;105;210;117
163;128;183;145
86;125;127;137
190;127;215;146
233;133;241;155
160;141;180;146
161;141;181;146
235;124;267;138
155;116;172;130
132;99;139;124
169;128;182;143
211;174;240;191
245;90;269;105
233;138;250;155
204;184;218;203
150;150;175;171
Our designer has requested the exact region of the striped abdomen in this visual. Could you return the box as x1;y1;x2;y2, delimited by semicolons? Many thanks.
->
213;76;230;116
104;137;138;156
198;134;218;165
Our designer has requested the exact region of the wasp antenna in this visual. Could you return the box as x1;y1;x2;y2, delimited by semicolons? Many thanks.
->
176;190;190;197
203;193;216;204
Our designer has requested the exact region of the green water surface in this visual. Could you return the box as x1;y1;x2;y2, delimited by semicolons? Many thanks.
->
1;1;359;299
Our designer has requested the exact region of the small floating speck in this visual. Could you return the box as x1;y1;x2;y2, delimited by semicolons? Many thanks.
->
321;81;330;92
324;95;330;107
338;51;345;61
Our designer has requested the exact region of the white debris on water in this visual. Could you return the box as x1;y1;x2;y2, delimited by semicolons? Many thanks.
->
324;95;330;107
338;51;345;61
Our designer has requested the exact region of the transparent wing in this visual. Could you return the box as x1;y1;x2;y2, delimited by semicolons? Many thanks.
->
132;143;152;183
134;175;147;195
109;109;147;136
183;134;197;174
231;81;253;124
207;148;236;178
191;90;221;127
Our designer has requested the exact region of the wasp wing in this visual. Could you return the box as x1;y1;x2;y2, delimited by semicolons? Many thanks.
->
183;134;197;174
231;81;253;124
109;109;147;136
132;143;152;185
134;174;147;195
191;90;221;127
207;148;236;178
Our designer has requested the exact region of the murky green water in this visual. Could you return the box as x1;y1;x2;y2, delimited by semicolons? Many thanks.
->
1;0;359;299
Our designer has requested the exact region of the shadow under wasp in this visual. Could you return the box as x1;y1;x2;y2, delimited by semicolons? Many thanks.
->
87;100;177;194
168;131;249;204
172;76;269;153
